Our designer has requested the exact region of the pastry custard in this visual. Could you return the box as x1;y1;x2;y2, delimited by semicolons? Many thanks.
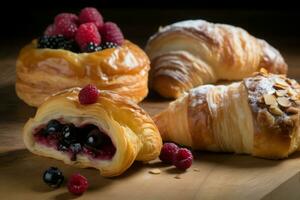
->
16;40;150;107
23;88;162;177
145;19;288;99
154;70;300;159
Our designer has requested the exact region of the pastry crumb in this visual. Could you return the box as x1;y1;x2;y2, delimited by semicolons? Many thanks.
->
149;168;161;174
174;175;181;179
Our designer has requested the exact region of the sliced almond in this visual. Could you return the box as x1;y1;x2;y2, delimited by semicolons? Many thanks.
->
295;100;300;105
193;168;200;172
269;105;284;116
291;95;299;101
260;68;268;75
275;78;289;87
263;94;277;106
277;97;291;107
286;79;298;86
287;88;297;97
276;90;287;97
174;175;181;179
149;168;161;174
257;110;275;127
286;107;299;114
274;84;287;90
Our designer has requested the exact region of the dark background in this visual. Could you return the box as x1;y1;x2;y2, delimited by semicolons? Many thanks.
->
1;0;300;57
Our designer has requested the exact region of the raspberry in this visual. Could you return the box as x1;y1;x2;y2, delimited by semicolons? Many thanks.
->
100;22;124;45
44;24;58;36
75;23;101;50
79;7;104;29
173;148;193;170
159;143;179;164
54;13;78;25
55;19;78;39
78;84;99;105
67;173;88;195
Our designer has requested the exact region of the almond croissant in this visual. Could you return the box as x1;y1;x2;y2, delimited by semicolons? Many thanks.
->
145;20;287;99
154;70;300;159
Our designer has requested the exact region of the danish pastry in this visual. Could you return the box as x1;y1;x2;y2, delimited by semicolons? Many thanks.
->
16;40;150;107
16;7;150;107
23;87;162;177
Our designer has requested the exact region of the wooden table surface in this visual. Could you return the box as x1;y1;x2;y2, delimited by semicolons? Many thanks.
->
1;47;300;200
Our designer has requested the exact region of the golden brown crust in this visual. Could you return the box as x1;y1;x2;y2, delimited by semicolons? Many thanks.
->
154;71;300;159
243;70;300;158
187;85;215;149
23;88;162;177
145;20;287;99
16;40;150;107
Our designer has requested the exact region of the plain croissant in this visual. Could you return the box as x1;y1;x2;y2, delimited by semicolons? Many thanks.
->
145;20;288;99
153;70;300;159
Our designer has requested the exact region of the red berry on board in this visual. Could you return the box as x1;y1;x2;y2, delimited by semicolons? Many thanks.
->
159;142;179;164
67;173;88;195
173;148;193;170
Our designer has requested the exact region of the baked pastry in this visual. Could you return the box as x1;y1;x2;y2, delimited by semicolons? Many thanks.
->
153;69;300;159
16;7;150;107
145;19;288;98
16;40;150;107
23;87;162;177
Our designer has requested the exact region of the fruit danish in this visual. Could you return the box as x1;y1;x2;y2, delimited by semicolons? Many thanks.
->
16;7;150;107
145;19;288;99
23;86;162;177
154;69;300;159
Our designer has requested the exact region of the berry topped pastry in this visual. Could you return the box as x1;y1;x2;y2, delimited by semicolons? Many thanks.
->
16;7;150;107
23;85;162;177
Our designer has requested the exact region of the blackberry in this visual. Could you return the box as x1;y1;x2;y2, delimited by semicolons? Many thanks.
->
100;42;118;50
37;35;78;52
45;120;62;134
61;124;77;145
83;42;102;53
85;129;105;149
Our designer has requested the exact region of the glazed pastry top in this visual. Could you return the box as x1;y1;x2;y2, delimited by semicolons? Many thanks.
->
18;39;150;79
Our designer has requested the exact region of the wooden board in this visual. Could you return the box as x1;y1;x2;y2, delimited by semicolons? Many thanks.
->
1;54;300;200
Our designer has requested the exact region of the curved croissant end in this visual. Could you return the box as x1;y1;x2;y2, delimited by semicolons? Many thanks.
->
145;20;287;98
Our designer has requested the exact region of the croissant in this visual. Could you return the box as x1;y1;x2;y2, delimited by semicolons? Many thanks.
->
153;70;300;159
23;88;162;177
16;40;150;107
145;20;288;99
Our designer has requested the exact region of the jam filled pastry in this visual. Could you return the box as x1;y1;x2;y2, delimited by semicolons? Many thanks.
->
153;70;300;159
16;7;150;107
145;19;287;99
23;87;162;177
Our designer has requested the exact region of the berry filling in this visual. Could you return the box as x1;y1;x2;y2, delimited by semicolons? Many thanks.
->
34;120;116;161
